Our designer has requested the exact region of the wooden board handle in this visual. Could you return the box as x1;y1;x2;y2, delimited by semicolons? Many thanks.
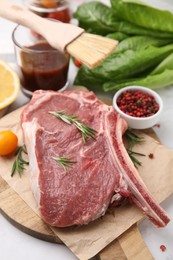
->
118;224;154;260
98;224;153;260
98;239;127;260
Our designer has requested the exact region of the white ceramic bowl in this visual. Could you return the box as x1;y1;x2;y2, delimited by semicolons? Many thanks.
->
113;86;163;129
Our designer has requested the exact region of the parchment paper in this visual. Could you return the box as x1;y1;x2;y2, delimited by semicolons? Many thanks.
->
0;107;173;260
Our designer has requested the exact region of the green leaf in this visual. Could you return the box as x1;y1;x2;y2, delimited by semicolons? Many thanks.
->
74;1;117;35
109;19;173;39
111;0;173;33
75;44;173;90
74;1;173;39
106;32;129;41
74;65;104;90
73;0;173;93
115;36;173;53
103;69;173;92
151;52;173;75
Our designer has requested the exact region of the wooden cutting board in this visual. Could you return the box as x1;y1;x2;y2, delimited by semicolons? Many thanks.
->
0;95;157;259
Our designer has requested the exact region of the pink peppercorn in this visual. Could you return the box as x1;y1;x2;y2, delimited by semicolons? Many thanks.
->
160;245;166;252
117;90;159;118
155;123;160;128
148;153;154;159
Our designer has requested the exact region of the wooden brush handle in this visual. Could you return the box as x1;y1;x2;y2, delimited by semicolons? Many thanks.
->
0;0;84;51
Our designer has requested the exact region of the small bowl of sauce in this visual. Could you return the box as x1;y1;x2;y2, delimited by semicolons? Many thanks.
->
113;86;163;129
12;23;70;97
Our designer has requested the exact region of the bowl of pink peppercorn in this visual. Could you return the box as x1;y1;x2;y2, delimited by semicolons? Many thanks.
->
113;86;163;129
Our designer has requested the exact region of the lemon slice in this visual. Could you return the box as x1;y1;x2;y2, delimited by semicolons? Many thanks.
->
0;60;20;110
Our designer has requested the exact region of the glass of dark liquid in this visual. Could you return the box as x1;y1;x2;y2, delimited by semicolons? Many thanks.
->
12;23;70;97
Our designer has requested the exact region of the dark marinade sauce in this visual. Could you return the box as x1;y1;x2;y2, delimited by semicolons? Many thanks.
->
20;41;69;92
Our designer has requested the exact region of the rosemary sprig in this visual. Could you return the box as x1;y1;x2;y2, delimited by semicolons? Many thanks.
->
125;129;145;168
11;144;29;177
127;149;146;168
52;155;76;173
49;111;97;144
125;129;144;149
74;121;97;144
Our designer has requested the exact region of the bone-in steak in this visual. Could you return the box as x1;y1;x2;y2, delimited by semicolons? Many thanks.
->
21;90;170;227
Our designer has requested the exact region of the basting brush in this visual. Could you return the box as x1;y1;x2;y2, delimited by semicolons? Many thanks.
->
0;0;118;68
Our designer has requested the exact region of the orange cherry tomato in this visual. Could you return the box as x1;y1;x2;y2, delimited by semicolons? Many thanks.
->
0;130;18;156
40;0;57;8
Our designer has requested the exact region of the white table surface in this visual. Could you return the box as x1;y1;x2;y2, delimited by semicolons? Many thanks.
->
1;1;173;260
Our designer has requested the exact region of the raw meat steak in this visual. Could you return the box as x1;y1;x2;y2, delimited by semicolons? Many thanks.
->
21;90;170;227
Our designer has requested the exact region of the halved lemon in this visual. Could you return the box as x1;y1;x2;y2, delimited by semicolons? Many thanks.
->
0;60;20;110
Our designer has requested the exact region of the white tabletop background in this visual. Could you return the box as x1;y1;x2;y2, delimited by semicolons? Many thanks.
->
1;0;173;259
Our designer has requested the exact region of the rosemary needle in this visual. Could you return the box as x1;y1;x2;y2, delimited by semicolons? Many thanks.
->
125;129;144;149
49;110;97;144
127;148;146;168
125;129;146;168
11;144;29;177
52;155;76;173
